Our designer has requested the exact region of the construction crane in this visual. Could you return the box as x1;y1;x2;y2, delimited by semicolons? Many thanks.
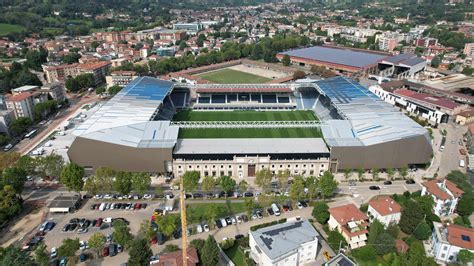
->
179;179;188;266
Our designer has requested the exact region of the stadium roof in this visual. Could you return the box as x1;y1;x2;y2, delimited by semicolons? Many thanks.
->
380;53;425;67
317;77;429;146
250;220;319;260
193;84;292;93
279;46;388;69
75;76;175;136
173;138;328;155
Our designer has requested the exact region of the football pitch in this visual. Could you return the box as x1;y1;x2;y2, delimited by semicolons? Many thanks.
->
178;127;322;138
196;68;272;84
173;110;318;121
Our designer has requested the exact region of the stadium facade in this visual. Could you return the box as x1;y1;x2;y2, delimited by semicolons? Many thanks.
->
68;76;433;176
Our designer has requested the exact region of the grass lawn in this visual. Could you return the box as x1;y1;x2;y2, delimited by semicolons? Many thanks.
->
174;110;318;121
178;127;322;138
197;68;271;84
186;202;246;223
224;244;247;266
0;23;25;36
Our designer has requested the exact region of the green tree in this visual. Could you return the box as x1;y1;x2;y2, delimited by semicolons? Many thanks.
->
65;78;80;92
201;176;215;192
318;171;338;199
352;245;377;261
413;220;432;240
139;220;157;241
63;53;81;64
244;198;256;216
343;169;351;179
128;238;152;266
386;223;400;239
75;73;94;89
15;156;36;174
327;230;347;251
156;215;177;237
372;168;379;181
238;180;248;192
114;171;132;195
289;175;305;200
201;235;220;266
399;202;424;234
59;162;84;196
0;185;23;225
182;171;200;192
293;70;306;79
356;168;364;180
374;232;396;255
281;54;291;66
108;85;122;95
431;56;440;68
0;245;34;265
399;167;408;179
458;249;474;265
163;244;180;252
257;194;272;208
57;238;80;259
457;191;474;217
276;169;290;188
131;172;150;195
219;175;236;195
403;241;437;266
112;219;133;248
386;168;395;180
88;233;106;258
367;219;385;245
255;169;272;192
34;243;50;266
9;117;32;136
95;86;106;94
306;176;318;200
190;239;205;258
36;153;64;178
2;167;27;194
312;201;329;224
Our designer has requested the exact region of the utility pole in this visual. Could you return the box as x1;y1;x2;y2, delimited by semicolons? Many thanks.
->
180;179;188;266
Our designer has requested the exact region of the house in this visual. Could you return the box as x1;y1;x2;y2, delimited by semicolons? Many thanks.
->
367;195;402;227
427;222;474;263
151;247;199;266
421;179;464;217
328;204;369;249
249;220;320;265
325;253;357;266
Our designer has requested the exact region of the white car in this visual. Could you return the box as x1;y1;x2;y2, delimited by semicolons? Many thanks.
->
296;201;304;209
143;194;153;200
236;216;242;223
94;194;103;199
77;228;88;234
80;241;88;250
203;224;210;232
104;217;113;223
39;221;49;232
231;217;237;225
103;194;112;199
196;224;203;233
110;203;115;210
220;218;227;227
50;247;57;258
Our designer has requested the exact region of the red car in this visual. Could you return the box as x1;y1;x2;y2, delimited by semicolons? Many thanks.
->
150;236;157;245
96;218;103;227
102;246;109;257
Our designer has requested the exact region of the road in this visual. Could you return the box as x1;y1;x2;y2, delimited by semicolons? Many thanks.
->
13;93;100;155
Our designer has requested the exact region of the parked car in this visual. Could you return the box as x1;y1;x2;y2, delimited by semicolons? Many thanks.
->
236;215;242;223
203;224;210;232
196;224;203;233
225;217;232;225
215;219;223;229
405;179;416;184
102;246;109;257
220;218;228;227
80;241;88;250
383;181;392;185
296;201;304;209
235;234;244;240
267;207;274;216
77;228;88;234
156;232;165;245
369;186;381;190
241;215;249;222
243;192;254;197
50;247;57;258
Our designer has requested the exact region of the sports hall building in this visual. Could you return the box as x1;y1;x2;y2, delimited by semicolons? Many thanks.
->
68;76;432;176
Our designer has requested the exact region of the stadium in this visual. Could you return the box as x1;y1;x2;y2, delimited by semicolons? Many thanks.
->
68;76;433;177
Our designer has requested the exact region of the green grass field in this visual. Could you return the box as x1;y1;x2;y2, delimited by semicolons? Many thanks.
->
224;244;247;266
186;202;246;223
178;127;322;138
174;110;318;121
0;23;25;36
197;68;272;84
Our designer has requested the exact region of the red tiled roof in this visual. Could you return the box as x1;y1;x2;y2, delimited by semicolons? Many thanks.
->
151;247;199;266
447;224;474;250
368;195;401;216
395;239;409;253
394;89;460;110
329;204;368;225
422;179;464;200
78;61;111;70
7;92;32;102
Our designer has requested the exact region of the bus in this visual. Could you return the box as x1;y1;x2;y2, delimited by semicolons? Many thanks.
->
24;129;38;139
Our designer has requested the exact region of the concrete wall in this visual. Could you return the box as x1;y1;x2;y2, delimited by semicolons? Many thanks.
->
68;137;173;173
330;134;433;170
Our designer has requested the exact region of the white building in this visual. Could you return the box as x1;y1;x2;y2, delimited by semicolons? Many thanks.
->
6;92;35;119
427;222;473;263
249;220;319;266
328;204;369;249
367;195;401;227
421;179;464;217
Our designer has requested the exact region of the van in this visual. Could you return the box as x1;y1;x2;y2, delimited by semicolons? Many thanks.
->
271;203;281;216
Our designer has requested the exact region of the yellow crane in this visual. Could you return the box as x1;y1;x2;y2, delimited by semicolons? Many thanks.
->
179;179;188;266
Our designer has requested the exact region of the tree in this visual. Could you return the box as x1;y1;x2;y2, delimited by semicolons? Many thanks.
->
114;171;132;195
352;245;377;261
399;202;424;234
112;219;133;248
289;175;305;200
57;238;80;259
372;168;379;181
0;185;23;226
281;54;291;66
255;169;272;192
36;153;64;178
386;168;395;180
431;56;440;68
139;220;157;241
75;73;94;89
343;169;351;179
276;169;290;188
16;156;36;175
190;239;205;258
201;235;220;266
403;241;437;266
219;175;236;195
156;215;177;237
88;233;106;258
327;230;347;251
367;219;385;245
131;172;150;195
399;167;408;179
306;176;318;200
413;220;431;240
65;78;80;92
182;171;200;192
200;176;215;192
108;85;122;95
457;191;474;217
312;201;329;224
9;117;32;136
244;198;256;216
34;243;50;266
257;194;272;208
293;70;305;79
63;53;81;64
95;86;106;94
318;171;338;199
238;180;248;192
374;232;396;255
163;244;180;252
128;238;152;266
458;249;474;265
1;167;27;194
60;163;84;196
0;245;34;265
414;195;435;217
386;223;400;239
356;168;364;180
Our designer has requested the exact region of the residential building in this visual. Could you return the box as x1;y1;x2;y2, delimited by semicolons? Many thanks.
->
105;71;138;88
11;85;40;95
43;61;111;86
41;83;67;103
415;37;438;48
77;61;112;86
367;196;401;227
464;43;474;58
328;204;369;249
5;92;35;119
151;247;199;266
158;30;186;42
427;222;473;263
378;36;399;51
249;220;320;266
455;109;474;125
421;179;464;217
0;109;14;135
325;253;357;266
